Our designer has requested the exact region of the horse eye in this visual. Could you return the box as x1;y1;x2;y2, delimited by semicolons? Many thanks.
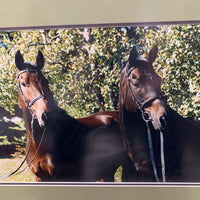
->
134;82;140;88
21;82;26;87
132;80;140;88
129;78;140;88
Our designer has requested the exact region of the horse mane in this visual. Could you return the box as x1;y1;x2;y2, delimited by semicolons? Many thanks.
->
38;71;58;110
118;67;138;169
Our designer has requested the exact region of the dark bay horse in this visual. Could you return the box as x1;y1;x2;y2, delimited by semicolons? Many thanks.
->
15;50;125;182
120;45;200;182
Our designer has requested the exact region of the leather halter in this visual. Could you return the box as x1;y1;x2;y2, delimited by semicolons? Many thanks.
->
124;61;166;182
125;63;161;116
17;69;44;113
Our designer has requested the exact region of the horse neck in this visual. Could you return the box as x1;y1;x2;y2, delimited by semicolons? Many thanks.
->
119;69;142;131
18;77;57;141
22;109;37;140
119;68;144;157
41;77;58;111
120;98;148;154
121;105;146;131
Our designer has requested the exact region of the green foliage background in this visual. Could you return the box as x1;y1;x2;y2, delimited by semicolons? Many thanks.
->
0;24;199;119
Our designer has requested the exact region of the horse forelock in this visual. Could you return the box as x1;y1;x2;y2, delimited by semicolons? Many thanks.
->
124;57;149;73
26;62;42;71
137;57;148;63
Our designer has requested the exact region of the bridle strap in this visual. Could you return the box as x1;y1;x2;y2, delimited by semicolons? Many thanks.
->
16;70;29;80
160;130;166;182
125;67;142;109
14;125;46;177
146;121;166;182
146;121;159;182
141;95;161;109
125;66;161;111
28;95;44;107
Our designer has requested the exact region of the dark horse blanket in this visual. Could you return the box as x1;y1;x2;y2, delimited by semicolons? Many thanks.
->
122;107;200;182
31;108;125;181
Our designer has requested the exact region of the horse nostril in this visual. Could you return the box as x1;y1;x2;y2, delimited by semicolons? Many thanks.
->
42;112;48;123
160;115;167;128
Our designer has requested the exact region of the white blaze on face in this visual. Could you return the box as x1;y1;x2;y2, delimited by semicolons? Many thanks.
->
144;99;167;130
36;111;45;127
33;98;47;128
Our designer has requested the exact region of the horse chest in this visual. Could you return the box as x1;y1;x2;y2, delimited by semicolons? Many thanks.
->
126;120;151;161
124;118;163;181
29;152;55;179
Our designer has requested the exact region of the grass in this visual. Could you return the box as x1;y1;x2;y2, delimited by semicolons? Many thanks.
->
114;166;122;182
0;157;35;182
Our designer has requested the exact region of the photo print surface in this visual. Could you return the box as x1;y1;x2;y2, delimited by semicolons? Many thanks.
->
0;24;199;183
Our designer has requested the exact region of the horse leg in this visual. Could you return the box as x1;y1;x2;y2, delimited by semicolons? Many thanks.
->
122;155;138;182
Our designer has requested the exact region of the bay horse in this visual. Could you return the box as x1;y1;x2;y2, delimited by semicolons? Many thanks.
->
15;50;125;182
120;45;200;182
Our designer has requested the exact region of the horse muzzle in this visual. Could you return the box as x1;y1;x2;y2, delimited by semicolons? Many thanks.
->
159;115;167;130
143;99;168;131
36;111;48;128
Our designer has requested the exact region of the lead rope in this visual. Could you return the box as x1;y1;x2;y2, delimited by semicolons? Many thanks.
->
146;121;166;182
14;115;46;176
0;114;46;179
146;121;159;182
160;130;166;182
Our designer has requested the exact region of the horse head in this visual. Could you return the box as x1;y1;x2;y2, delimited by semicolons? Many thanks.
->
120;45;167;131
15;50;51;127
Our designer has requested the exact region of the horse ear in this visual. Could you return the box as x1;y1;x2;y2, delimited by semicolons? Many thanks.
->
147;45;158;64
15;50;24;70
128;46;138;67
36;50;44;69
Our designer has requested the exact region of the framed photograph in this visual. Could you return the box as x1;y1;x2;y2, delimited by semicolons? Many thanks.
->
0;0;200;199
